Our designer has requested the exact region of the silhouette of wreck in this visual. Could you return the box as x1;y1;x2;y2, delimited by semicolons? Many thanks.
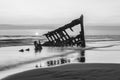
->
34;15;86;48
42;15;86;47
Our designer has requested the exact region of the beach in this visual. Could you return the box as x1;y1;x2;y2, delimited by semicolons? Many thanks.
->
0;0;120;79
2;63;120;80
1;35;120;80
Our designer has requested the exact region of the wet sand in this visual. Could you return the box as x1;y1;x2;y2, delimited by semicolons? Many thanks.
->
2;63;120;80
1;40;120;80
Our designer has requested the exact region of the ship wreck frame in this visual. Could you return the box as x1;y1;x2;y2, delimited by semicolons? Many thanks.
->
41;15;86;47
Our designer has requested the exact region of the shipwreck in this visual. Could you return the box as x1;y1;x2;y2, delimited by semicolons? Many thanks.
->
34;15;86;49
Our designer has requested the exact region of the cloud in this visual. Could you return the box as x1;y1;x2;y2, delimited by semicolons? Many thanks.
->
0;0;120;28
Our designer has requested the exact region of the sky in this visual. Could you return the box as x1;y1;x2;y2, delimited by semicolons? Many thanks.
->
0;0;120;35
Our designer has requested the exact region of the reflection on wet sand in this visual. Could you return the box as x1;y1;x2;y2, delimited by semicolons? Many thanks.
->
35;48;85;68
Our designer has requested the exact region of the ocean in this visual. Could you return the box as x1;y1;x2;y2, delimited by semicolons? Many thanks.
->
0;29;120;79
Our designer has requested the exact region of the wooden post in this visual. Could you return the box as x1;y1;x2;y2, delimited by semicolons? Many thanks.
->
80;15;86;47
63;30;70;39
45;35;51;42
58;32;64;41
55;32;60;40
52;33;57;42
62;31;68;40
49;35;54;42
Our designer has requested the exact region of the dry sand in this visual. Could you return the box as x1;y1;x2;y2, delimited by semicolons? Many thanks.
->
2;63;120;80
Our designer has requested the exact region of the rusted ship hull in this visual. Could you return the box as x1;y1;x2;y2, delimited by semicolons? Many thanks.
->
42;15;86;47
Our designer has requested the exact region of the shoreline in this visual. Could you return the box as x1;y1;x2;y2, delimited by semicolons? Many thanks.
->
1;40;120;80
2;63;120;80
0;42;33;48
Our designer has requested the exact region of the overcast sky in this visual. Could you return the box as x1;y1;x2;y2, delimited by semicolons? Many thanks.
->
0;0;120;30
